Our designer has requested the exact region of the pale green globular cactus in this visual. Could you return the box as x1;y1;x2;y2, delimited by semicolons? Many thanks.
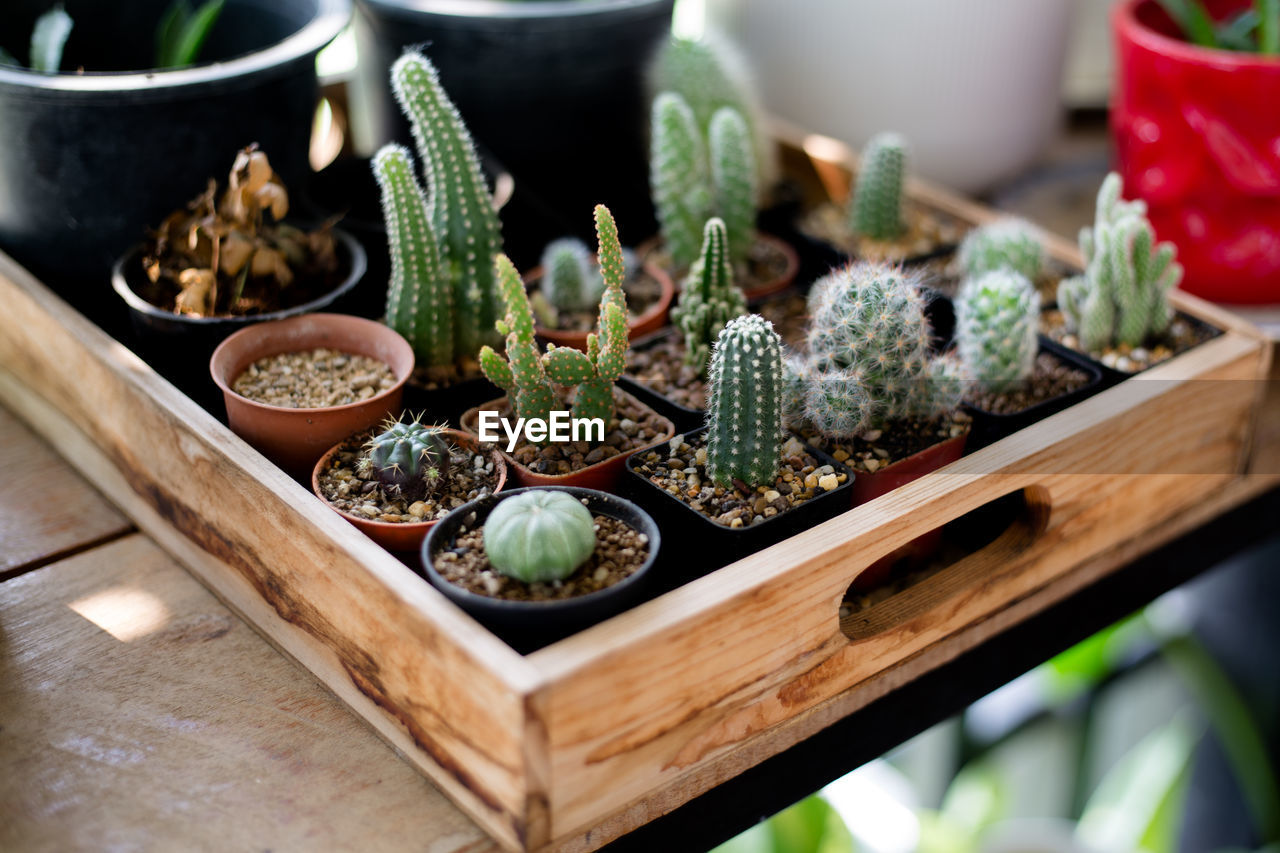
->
541;237;604;313
372;144;453;366
361;417;452;502
957;218;1047;282
955;270;1041;393
483;490;597;583
650;91;710;270
850;133;907;242
1058;172;1181;353
391;50;504;358
708;106;757;269
705;314;785;488
671;217;747;374
479;255;556;431
540;205;631;425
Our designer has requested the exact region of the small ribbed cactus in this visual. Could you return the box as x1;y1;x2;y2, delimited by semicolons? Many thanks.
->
391;50;503;358
650;91;710;270
373;144;453;366
540;237;604;313
1058;172;1181;352
479;255;556;432
849;133;907;241
705;314;784;488
540;206;630;424
361;417;452;502
957;218;1047;282
671;217;747;374
708;106;757;269
483;490;597;583
955;270;1040;393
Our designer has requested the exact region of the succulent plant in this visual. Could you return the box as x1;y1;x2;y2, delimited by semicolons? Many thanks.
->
479;255;557;429
955;270;1040;393
708;106;757;268
705;314;785;488
1058;172;1181;352
361;417;452;503
849;133;907;242
671;217;748;374
540;237;604;314
957;217;1047;282
483;490;597;583
390;50;504;359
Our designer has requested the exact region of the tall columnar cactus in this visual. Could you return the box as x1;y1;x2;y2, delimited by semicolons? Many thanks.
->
708;106;757;268
956;270;1040;393
671;217;747;373
540;206;631;424
651;91;710;270
361;417;452;502
540;237;603;313
1058;172;1181;352
391;50;503;357
479;255;556;430
705;314;784;488
372;145;453;365
957;218;1047;282
849;133;907;241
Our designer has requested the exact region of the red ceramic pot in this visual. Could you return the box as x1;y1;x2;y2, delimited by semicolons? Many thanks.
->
1113;0;1280;304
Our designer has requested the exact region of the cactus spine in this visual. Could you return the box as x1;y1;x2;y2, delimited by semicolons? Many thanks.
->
361;417;452;502
955;270;1040;393
708;106;757;268
671;217;748;373
373;145;453;366
391;50;503;357
705;314;784;488
957;217;1047;282
478;255;556;431
1058;172;1181;352
850;133;907;241
540;237;603;313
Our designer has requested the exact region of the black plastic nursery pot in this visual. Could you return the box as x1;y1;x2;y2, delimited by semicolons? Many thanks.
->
0;0;349;310
421;486;661;650
622;426;855;578
617;327;707;434
349;0;675;252
401;375;504;430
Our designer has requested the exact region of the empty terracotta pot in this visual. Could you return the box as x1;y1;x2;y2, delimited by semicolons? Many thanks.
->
210;313;415;476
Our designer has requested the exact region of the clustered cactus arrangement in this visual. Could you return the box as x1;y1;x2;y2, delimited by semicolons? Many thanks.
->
670;217;748;374
704;314;785;489
373;50;504;368
1058;173;1181;353
360;416;452;502
955;270;1040;393
849;133;907;242
479;255;558;428
483;490;598;583
957;218;1047;282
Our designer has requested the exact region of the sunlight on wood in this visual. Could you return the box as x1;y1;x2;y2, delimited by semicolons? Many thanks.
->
68;586;172;642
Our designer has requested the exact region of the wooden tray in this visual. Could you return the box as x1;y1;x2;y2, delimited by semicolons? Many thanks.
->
1;128;1275;851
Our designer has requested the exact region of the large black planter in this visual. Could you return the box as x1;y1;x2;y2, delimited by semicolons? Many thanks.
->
0;0;349;314
350;0;674;258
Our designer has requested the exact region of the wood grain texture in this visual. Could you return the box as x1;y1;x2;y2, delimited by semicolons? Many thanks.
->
0;534;498;853
0;406;131;579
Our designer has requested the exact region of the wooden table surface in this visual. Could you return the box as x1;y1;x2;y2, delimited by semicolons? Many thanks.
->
0;406;499;852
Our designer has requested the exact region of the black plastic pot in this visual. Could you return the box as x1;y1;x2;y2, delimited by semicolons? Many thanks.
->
0;0;349;313
402;375;504;429
616;327;706;434
421;486;661;651
349;0;674;256
111;227;366;410
622;426;855;579
298;157;390;319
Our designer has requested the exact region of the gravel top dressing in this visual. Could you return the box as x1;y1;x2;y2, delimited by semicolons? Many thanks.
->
233;348;395;408
965;351;1092;415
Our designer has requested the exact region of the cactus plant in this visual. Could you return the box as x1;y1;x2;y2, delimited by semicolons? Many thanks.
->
957;218;1047;282
708;106;757;268
483;490;597;583
540;237;604;313
705;314;785;488
671;217;748;374
390;50;504;358
1058;172;1181;352
849;133;907;242
479;255;557;430
360;416;452;502
955;270;1040;393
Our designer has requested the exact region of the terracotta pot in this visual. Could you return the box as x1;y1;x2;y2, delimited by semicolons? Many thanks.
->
312;428;507;553
210;313;414;476
848;428;970;591
460;389;676;491
527;260;675;351
638;231;800;301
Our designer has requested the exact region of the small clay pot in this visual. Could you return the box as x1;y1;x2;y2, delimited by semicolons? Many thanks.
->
312;428;507;553
210;313;414;476
637;231;800;302
527;260;676;351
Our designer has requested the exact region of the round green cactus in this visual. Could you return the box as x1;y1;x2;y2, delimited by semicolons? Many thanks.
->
955;269;1040;393
362;418;452;502
957;218;1046;282
483;490;597;583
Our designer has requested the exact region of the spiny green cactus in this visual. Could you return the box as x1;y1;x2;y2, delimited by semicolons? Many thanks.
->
850;133;907;241
955;270;1040;393
957;217;1047;282
479;255;556;431
1058;172;1181;353
651;92;710;270
541;237;604;313
705;314;784;488
671;217;748;374
361;416;451;502
708;106;757;268
391;50;503;358
373;144;453;366
540;206;631;425
483;490;597;583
